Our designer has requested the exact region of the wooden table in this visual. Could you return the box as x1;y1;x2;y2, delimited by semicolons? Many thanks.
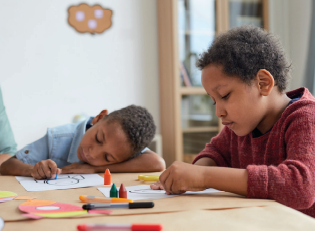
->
1;173;315;231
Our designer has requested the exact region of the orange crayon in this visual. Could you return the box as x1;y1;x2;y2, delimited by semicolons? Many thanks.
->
104;169;111;185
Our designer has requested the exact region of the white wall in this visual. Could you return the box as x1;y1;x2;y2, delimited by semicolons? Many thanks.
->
0;0;160;150
268;0;312;90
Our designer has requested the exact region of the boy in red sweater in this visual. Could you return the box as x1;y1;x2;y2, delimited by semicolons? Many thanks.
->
151;25;315;217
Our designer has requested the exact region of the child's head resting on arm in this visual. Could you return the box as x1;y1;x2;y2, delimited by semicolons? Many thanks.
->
197;25;292;136
77;105;156;166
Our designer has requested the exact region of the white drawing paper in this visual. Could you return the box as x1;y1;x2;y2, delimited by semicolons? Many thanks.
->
15;174;104;191
98;185;223;200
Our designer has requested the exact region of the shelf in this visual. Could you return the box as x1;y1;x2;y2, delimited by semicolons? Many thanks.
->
182;126;219;133
180;87;207;95
179;30;216;36
183;154;198;164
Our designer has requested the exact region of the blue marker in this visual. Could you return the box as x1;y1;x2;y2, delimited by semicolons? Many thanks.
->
55;174;58;180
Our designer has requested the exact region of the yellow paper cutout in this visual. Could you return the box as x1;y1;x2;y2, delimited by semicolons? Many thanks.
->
21;200;55;206
14;196;36;200
35;210;87;218
0;191;17;199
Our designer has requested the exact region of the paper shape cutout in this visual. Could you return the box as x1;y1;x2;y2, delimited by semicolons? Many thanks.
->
15;174;104;191
68;3;112;34
98;185;223;201
0;191;17;203
21;200;55;207
0;191;17;199
0;217;3;231
14;196;36;200
19;200;112;219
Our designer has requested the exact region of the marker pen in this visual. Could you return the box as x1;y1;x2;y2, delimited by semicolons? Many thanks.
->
82;202;154;210
77;223;163;231
79;195;133;203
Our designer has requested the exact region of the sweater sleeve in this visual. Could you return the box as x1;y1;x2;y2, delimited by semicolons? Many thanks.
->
192;126;232;167
247;108;315;210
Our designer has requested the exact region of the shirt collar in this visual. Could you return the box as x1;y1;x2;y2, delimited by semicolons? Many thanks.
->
67;117;94;163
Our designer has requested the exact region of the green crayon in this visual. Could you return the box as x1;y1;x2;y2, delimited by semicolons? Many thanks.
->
110;183;118;198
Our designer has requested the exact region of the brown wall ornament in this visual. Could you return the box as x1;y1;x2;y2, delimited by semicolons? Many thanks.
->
68;3;112;34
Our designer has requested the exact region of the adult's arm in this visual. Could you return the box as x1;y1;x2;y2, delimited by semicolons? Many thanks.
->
61;149;166;174
0;87;17;166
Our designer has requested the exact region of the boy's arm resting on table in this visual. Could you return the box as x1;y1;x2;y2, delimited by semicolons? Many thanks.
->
61;150;166;174
0;156;33;176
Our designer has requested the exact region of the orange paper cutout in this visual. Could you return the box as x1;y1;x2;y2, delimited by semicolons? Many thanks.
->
21;200;55;206
14;196;36;200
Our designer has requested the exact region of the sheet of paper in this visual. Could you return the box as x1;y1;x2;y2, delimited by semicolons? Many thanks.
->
15;174;104;191
98;185;223;200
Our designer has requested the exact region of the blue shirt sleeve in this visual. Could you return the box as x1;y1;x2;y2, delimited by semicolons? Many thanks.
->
0;87;17;156
15;133;50;165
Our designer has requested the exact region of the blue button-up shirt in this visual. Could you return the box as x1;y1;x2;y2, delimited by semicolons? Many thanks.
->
16;117;148;168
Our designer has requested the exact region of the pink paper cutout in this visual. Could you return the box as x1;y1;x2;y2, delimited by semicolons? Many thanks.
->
19;202;82;214
88;210;112;214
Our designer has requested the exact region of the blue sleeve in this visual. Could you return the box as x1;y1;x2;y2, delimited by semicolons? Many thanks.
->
0;88;17;156
15;133;50;165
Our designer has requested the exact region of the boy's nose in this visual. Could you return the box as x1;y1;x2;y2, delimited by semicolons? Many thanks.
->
215;104;226;118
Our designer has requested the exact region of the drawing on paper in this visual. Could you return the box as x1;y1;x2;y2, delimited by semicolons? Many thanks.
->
35;175;85;186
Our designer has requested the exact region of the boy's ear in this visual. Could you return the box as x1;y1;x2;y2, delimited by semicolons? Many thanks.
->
92;110;108;125
255;69;274;96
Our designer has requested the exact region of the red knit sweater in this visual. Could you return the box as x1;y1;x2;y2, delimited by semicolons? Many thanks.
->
193;87;315;217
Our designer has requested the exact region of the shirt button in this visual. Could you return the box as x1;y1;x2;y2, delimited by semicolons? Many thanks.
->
24;150;29;154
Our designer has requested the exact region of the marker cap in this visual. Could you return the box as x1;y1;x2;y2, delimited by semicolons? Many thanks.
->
131;224;163;231
129;202;154;209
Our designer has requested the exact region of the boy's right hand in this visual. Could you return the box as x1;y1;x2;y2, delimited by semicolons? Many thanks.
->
31;159;61;179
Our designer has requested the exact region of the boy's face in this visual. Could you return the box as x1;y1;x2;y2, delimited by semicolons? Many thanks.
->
77;111;132;166
201;64;268;136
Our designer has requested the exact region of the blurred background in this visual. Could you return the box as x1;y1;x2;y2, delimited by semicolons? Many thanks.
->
0;0;314;166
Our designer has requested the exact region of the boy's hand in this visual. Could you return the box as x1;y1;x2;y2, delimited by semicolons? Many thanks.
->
31;159;61;179
150;181;165;190
61;163;96;174
159;161;207;195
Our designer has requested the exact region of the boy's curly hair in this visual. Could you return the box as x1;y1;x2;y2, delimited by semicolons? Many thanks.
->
103;105;156;157
197;25;291;92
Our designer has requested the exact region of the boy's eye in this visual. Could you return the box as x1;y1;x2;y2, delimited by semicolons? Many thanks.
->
104;154;109;162
95;134;101;144
222;93;230;99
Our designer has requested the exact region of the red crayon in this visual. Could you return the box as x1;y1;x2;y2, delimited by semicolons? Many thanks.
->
104;169;111;185
119;183;127;198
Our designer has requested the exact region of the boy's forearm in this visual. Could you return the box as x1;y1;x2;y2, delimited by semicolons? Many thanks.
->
194;157;217;166
0;154;13;166
0;157;33;176
203;166;248;196
96;151;166;173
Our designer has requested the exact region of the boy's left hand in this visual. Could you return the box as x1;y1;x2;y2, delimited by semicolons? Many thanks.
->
61;163;96;174
159;161;207;195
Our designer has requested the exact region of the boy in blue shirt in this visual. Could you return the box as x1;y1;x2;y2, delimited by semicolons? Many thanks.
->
1;105;165;179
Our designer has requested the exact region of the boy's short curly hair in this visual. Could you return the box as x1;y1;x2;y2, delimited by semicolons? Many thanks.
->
103;105;156;157
197;25;291;92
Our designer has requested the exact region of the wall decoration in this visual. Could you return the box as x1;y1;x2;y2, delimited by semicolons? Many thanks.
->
68;3;112;34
